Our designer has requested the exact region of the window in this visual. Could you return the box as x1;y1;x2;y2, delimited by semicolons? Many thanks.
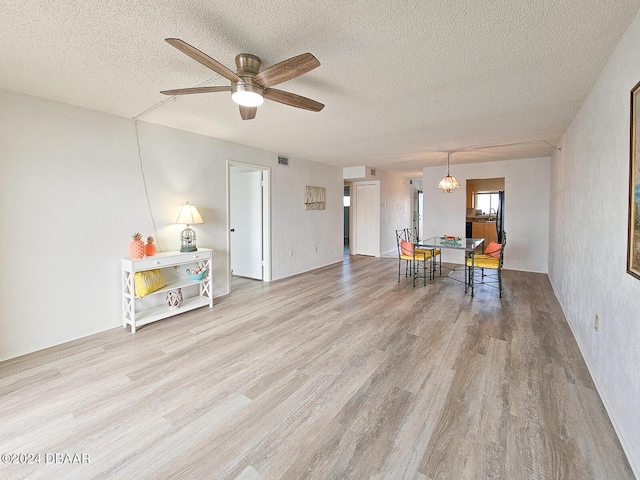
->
475;192;499;215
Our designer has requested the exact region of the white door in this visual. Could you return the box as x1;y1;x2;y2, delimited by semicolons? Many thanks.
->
230;169;263;279
356;184;377;256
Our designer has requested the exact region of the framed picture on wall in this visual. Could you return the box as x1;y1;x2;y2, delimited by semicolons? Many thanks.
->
628;80;640;279
305;186;326;210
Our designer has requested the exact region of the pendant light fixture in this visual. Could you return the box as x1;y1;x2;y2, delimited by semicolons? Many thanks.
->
437;152;460;193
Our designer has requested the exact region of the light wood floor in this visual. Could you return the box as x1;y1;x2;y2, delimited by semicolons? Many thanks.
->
0;255;634;479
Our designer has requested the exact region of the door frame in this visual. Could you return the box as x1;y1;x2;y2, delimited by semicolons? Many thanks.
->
412;189;423;240
226;161;272;292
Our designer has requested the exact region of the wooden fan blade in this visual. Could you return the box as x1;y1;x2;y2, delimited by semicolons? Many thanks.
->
253;53;320;88
160;86;231;96
165;38;241;82
263;88;324;112
239;105;257;120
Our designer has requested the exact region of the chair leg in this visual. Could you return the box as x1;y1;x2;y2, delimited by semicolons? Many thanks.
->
410;257;427;287
430;255;435;280
498;268;502;298
412;260;416;287
466;256;474;295
434;254;438;278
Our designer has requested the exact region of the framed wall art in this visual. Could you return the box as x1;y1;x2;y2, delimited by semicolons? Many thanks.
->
305;186;326;210
628;80;640;279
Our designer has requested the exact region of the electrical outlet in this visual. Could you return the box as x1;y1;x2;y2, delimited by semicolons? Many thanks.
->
289;250;294;257
594;314;600;332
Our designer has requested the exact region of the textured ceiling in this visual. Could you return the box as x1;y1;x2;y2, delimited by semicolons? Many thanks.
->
2;0;639;177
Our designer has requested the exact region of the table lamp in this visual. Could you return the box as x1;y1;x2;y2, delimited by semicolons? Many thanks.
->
174;202;203;252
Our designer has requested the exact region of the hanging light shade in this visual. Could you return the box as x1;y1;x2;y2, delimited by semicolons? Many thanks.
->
437;152;460;193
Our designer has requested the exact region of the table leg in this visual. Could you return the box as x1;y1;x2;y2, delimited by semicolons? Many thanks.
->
430;249;435;280
464;252;468;293
471;252;475;297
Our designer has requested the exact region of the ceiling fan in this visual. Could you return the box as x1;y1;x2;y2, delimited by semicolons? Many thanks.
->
160;38;324;120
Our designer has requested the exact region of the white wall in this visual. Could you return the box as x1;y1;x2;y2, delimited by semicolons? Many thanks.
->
549;9;640;476
423;157;550;273
347;169;413;257
379;170;413;255
0;90;343;361
270;157;343;276
136;122;343;281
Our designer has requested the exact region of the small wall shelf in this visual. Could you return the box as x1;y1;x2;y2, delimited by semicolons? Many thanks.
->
121;249;213;333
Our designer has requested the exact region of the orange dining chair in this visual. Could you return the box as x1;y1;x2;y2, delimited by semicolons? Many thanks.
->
405;227;441;278
396;229;429;286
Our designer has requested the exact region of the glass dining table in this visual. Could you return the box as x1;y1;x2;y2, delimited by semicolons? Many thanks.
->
415;237;485;296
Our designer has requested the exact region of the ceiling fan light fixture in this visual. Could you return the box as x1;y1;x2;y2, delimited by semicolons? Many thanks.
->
162;40;323;119
231;82;264;107
232;90;264;107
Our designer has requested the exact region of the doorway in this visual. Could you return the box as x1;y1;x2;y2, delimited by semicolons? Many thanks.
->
227;161;271;291
466;177;505;244
343;185;350;249
412;189;424;240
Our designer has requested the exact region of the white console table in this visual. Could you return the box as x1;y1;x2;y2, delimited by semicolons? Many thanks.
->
121;249;213;333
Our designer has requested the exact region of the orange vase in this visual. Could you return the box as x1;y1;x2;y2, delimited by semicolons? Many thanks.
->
129;233;145;258
145;236;157;256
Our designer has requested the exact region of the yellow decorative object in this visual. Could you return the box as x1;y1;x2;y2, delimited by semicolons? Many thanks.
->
416;247;440;257
134;269;166;298
466;255;500;269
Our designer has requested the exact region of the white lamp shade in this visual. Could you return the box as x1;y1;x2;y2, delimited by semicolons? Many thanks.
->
437;175;461;193
231;90;264;107
174;203;204;225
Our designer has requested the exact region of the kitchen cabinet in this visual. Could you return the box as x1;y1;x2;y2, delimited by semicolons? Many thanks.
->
472;221;498;246
466;182;475;209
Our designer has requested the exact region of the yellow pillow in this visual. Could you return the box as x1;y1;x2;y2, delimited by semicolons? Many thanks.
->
134;269;166;298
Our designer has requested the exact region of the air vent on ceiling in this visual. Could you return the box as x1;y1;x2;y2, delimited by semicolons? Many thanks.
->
277;156;289;166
